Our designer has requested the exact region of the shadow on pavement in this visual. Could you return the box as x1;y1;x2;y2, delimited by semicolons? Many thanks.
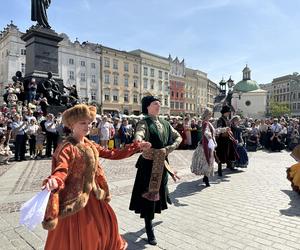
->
280;190;300;217
169;168;245;207
122;221;162;250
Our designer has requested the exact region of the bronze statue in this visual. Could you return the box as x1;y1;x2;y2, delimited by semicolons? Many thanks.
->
31;0;51;28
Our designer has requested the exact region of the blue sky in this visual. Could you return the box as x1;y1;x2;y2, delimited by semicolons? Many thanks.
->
1;0;300;84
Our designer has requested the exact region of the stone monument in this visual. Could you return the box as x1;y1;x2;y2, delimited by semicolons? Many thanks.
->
21;0;63;89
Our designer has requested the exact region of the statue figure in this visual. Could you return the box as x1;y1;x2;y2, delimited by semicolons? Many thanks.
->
38;72;62;105
63;84;80;107
31;0;51;29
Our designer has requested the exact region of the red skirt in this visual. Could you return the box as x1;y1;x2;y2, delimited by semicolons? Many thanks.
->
45;193;127;250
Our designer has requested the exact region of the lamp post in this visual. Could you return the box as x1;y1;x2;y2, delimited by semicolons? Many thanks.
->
226;76;234;118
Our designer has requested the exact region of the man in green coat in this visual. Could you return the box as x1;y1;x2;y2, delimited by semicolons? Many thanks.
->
129;96;182;245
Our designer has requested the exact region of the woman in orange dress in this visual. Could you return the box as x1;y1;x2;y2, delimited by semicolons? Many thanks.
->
42;104;151;250
287;145;300;194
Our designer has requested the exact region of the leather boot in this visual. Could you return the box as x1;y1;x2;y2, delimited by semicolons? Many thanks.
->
144;218;157;245
203;176;210;187
218;163;222;176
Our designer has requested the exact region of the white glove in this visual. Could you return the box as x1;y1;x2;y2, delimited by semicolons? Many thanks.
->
208;139;216;150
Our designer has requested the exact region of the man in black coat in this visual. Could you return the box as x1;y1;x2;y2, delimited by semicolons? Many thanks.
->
215;105;238;176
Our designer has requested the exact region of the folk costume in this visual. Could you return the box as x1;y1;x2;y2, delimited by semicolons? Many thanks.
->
230;116;248;168
129;96;182;245
215;105;238;176
42;104;142;250
191;109;216;186
287;145;300;194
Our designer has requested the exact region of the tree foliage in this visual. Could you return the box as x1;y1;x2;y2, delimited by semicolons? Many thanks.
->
269;101;290;117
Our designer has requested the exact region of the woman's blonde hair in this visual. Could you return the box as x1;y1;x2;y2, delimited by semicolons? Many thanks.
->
62;104;96;128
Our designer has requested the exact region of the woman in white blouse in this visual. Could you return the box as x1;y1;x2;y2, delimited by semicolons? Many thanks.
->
26;117;40;159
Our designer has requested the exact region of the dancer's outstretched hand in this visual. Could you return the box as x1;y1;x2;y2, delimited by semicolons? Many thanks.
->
139;141;152;151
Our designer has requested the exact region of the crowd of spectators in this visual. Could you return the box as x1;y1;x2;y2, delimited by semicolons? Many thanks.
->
0;71;299;164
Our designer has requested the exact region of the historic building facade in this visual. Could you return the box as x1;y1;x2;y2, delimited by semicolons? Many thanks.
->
260;83;272;116
100;46;141;115
207;79;218;110
271;74;292;104
130;49;170;115
185;68;208;115
59;35;101;104
0;22;218;115
169;56;185;115
0;22;26;99
232;65;267;118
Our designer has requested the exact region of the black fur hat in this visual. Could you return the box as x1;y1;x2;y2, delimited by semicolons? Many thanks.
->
141;96;160;114
221;105;231;114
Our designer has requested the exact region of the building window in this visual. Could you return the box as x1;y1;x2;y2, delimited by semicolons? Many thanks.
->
124;62;129;72
104;57;110;67
164;82;169;91
113;75;118;85
176;92;179;98
165;97;168;106
124;92;129;102
21;63;26;74
186;103;189;110
180;102;184;109
104;91;110;101
133;94;138;103
80;73;86;82
164;72;168;80
133;64;138;74
124;77;129;87
143;67;148;76
150;68;155;77
112;90;118;101
91;62;96;69
80;61;86;67
104;74;110;84
159;70;162;79
175;102;179;109
91;75;96;83
113;59;118;69
91;91;96;101
171;91;174;97
69;71;74;80
69;58;74;65
170;101;174;109
181;93;184;98
21;49;26;55
143;79;148;89
133;79;138;88
159;81;162;91
150;80;154;90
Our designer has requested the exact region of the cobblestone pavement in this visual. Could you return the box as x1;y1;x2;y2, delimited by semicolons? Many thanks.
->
0;149;300;249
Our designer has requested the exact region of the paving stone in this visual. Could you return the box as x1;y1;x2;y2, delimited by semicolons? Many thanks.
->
1;150;300;249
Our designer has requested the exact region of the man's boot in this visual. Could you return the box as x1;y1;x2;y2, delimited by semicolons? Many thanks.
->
218;163;222;176
144;218;157;245
203;176;210;187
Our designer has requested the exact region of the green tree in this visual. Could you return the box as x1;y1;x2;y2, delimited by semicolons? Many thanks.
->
269;101;290;117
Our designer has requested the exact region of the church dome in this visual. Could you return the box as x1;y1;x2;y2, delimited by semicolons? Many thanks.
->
233;79;260;92
233;64;260;92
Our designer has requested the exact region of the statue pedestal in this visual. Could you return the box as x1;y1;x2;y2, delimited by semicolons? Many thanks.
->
21;25;63;84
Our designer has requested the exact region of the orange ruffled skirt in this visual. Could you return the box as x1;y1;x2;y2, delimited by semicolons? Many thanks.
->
45;193;127;250
287;163;300;194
